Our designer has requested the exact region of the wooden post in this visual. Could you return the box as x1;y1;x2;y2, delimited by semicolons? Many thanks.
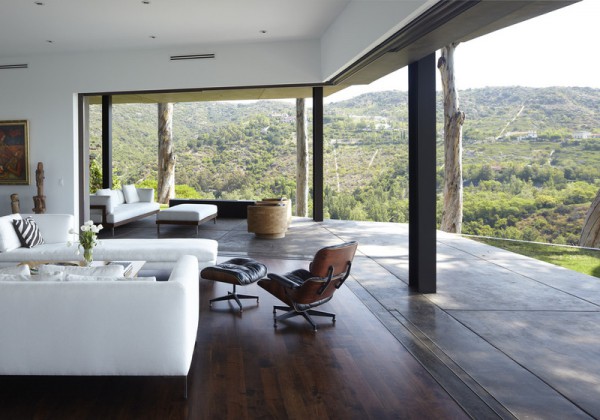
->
580;189;600;247
296;98;309;217
438;43;465;233
157;103;175;204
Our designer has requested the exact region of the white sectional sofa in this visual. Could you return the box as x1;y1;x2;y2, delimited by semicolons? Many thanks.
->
90;184;160;234
0;254;199;382
0;213;218;270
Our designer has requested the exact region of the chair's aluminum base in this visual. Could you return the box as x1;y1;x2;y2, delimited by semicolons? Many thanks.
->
273;305;336;331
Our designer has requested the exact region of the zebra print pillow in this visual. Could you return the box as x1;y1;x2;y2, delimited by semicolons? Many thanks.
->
12;217;44;248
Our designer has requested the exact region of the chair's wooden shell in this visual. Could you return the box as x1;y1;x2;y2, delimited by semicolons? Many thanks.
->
258;241;358;311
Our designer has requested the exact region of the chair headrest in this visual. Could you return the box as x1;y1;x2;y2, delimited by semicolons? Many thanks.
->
310;241;358;278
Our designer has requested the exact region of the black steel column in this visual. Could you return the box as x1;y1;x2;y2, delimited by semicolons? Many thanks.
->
408;53;437;293
101;95;113;189
78;94;88;227
313;87;324;222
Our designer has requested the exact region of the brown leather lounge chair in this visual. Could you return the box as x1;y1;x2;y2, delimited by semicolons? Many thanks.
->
257;241;358;331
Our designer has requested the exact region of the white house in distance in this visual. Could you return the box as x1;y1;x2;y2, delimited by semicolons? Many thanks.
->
572;131;592;139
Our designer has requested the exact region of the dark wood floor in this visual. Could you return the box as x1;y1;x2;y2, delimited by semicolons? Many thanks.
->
0;258;468;419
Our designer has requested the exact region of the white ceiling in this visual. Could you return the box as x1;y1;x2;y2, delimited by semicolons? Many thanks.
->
0;0;351;58
0;0;578;103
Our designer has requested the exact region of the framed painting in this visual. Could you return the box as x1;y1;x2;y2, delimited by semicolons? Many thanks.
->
0;120;29;185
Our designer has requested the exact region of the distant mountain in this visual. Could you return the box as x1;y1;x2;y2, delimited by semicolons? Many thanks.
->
330;86;600;138
87;86;600;244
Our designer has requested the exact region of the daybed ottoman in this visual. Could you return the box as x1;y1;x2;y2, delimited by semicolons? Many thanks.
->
156;204;218;235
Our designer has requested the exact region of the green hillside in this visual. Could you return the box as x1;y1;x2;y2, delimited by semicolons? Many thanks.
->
88;86;600;245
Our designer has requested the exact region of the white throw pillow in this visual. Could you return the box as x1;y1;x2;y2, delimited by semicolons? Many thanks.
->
0;264;30;275
0;274;31;282
122;184;140;204
0;214;23;252
115;189;125;205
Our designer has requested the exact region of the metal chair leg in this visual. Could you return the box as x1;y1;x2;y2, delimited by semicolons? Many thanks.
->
209;284;259;312
273;306;336;331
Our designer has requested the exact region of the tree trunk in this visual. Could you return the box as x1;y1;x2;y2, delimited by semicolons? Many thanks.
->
296;98;309;217
579;189;600;247
157;103;175;204
438;43;465;233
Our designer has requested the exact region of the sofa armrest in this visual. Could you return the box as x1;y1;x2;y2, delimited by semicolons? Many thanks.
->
167;255;199;372
137;188;155;203
90;195;113;227
0;256;200;376
90;194;114;214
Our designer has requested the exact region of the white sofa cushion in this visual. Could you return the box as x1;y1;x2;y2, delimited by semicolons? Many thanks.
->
64;274;117;282
38;264;125;279
1;242;89;262
0;274;31;282
108;202;160;224
0;265;30;275
118;276;156;282
0;214;23;252
27;214;74;244
122;184;140;203
64;274;156;282
37;273;64;282
0;238;218;271
93;238;218;267
157;204;218;222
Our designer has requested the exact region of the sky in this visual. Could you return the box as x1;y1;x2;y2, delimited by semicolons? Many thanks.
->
326;0;599;103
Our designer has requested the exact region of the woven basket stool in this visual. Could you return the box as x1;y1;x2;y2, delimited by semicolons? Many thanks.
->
247;202;289;239
201;258;267;312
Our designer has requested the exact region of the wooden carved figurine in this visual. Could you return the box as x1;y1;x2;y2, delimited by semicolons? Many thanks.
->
10;193;20;214
32;162;46;214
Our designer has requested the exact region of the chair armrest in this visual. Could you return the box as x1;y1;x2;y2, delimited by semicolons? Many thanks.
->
137;188;155;203
267;273;302;289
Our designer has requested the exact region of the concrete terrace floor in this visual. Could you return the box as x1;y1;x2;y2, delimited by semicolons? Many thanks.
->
106;216;600;419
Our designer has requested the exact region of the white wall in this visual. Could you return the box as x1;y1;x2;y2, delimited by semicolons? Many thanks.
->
0;40;320;218
320;0;433;80
0;1;430;219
